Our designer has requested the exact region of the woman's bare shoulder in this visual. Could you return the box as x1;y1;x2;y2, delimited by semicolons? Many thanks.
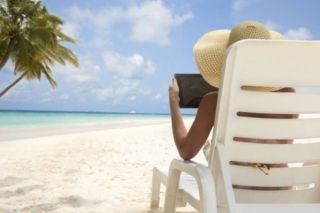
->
197;91;218;118
202;91;218;103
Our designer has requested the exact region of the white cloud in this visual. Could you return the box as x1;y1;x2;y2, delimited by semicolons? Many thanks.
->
115;79;140;96
67;6;93;22
128;95;137;101
259;22;312;40
128;0;193;45
62;22;79;38
232;0;248;12
89;78;141;101
60;2;184;104
56;54;100;84
59;94;69;100
67;6;124;29
103;52;155;78
88;73;155;103
40;97;51;103
284;27;312;40
90;88;113;100
264;20;282;31
93;7;125;29
154;93;162;100
65;1;193;46
66;6;113;47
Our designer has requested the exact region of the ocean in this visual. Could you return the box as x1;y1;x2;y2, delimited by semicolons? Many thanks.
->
0;110;172;128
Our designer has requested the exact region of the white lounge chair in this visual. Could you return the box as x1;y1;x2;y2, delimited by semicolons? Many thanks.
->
150;39;320;213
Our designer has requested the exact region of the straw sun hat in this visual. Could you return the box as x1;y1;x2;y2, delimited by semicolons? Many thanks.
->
193;21;285;91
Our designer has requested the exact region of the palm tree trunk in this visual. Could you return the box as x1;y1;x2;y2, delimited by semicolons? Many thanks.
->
0;72;27;98
0;38;14;70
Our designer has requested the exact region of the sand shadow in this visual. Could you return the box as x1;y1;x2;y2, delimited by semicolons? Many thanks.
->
0;207;15;213
0;184;43;198
58;195;102;208
21;203;58;212
13;195;102;212
0;176;26;188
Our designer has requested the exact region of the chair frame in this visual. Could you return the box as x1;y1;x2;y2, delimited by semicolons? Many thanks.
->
151;39;320;213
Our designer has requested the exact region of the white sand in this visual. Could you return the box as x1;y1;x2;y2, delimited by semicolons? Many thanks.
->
0;118;206;212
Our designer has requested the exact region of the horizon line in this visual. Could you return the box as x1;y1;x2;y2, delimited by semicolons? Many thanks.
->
0;109;196;116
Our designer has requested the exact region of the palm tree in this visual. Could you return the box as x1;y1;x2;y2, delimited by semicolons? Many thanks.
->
0;0;79;97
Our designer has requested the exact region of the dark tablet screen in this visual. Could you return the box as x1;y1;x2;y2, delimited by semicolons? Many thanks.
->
174;73;218;108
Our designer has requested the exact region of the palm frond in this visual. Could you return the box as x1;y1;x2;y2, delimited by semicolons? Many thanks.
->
1;0;78;89
0;39;9;62
41;63;57;87
56;29;78;44
55;45;79;67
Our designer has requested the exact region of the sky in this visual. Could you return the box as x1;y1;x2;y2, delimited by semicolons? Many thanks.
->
0;0;319;113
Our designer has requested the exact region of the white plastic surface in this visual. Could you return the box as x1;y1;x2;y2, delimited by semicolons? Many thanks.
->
151;40;320;213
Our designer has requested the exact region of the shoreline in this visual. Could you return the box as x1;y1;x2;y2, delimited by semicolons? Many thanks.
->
0;118;174;142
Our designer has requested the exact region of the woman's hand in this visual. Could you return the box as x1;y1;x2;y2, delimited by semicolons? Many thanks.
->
169;78;180;104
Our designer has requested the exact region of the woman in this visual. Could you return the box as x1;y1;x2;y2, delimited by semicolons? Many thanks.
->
169;21;296;160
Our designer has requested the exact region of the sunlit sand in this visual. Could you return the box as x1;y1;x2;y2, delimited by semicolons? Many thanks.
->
0;118;206;213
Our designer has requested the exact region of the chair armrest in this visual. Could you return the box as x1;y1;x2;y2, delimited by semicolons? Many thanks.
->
164;159;217;213
168;159;210;178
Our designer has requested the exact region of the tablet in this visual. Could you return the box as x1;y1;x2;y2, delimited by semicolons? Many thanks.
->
174;73;218;108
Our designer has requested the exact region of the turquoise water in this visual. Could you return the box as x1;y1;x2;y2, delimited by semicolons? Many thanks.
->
0;110;171;128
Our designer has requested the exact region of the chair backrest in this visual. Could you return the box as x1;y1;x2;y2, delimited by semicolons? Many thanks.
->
209;40;320;204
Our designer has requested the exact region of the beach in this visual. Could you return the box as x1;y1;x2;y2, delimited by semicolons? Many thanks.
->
0;116;205;213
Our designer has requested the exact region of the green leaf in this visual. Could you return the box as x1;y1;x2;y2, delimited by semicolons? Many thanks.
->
0;0;78;91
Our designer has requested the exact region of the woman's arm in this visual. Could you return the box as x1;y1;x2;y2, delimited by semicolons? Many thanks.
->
169;78;217;160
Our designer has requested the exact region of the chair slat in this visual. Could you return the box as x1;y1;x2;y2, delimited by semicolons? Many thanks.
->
230;165;320;186
234;189;320;203
233;41;320;87
226;142;320;162
237;204;320;213
235;91;320;114
230;116;320;139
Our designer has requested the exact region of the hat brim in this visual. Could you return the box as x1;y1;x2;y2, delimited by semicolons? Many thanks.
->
194;30;285;91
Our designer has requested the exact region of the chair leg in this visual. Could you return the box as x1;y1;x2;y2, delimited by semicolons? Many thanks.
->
176;192;187;207
150;168;161;209
164;168;181;213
